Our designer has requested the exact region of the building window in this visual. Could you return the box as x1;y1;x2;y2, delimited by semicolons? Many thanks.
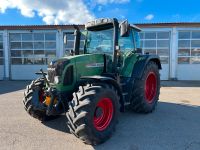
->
0;34;3;65
178;31;200;64
10;32;56;65
140;31;170;64
64;32;85;55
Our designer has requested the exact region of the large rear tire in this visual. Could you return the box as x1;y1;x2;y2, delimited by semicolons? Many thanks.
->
130;61;160;113
66;83;120;145
23;78;47;121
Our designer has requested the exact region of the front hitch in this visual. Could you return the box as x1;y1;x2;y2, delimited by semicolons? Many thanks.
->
40;69;50;87
35;69;65;116
46;87;57;116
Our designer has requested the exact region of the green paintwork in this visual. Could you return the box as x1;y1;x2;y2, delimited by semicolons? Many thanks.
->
120;52;138;77
53;51;138;92
55;54;105;92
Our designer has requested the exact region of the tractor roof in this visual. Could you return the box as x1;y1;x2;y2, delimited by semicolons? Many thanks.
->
85;18;142;32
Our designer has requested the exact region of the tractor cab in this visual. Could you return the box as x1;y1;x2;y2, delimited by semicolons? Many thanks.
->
64;18;143;77
84;18;143;79
84;18;142;56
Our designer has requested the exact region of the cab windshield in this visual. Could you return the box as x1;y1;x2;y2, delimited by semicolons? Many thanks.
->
85;28;113;55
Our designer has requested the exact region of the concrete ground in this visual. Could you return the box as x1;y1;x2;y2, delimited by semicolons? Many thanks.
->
0;81;200;150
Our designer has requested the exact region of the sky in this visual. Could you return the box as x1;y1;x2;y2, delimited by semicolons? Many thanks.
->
0;0;200;25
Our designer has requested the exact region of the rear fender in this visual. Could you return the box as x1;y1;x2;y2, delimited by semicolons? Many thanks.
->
132;55;162;79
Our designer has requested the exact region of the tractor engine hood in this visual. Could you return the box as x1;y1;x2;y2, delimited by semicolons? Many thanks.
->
47;54;107;86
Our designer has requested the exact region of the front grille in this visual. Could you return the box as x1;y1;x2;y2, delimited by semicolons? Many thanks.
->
47;59;69;83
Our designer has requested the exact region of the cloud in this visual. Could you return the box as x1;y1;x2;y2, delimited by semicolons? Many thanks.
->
0;0;95;24
145;14;154;20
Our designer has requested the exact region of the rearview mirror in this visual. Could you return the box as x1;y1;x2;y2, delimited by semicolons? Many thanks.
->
120;20;129;37
64;34;67;45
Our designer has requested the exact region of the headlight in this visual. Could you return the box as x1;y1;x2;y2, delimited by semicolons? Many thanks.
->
54;76;60;84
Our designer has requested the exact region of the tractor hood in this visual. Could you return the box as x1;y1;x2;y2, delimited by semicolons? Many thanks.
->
47;54;109;90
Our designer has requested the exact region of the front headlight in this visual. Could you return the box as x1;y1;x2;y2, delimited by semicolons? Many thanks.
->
54;76;60;84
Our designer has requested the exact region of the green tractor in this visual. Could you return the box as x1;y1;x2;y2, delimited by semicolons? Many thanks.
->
23;18;161;145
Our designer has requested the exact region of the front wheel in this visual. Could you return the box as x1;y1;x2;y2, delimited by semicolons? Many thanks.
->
66;83;120;145
23;78;47;121
130;61;160;113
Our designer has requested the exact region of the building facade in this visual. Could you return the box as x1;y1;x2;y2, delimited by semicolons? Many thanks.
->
0;23;200;80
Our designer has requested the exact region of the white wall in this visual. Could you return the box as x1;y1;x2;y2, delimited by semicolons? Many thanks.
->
160;64;169;80
177;64;200;80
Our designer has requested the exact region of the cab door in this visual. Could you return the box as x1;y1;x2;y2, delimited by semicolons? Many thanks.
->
119;29;138;77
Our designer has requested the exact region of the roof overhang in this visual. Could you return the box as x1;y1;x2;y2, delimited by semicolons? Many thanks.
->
130;24;142;32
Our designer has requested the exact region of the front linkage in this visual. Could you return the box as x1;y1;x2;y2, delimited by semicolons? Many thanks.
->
24;69;67;120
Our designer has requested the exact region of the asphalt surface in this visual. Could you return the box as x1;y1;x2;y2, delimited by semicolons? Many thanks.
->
0;81;200;150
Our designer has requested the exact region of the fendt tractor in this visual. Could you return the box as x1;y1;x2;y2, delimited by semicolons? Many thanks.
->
23;18;161;145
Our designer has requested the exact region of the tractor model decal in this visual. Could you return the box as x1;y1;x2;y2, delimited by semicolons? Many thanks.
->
86;63;104;68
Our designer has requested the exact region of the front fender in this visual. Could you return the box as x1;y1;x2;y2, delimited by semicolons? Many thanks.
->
79;75;124;112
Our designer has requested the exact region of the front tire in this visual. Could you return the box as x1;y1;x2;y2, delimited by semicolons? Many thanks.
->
130;61;160;113
23;78;47;121
66;83;120;145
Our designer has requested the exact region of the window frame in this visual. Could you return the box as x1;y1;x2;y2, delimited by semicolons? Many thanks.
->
9;31;57;65
140;31;170;64
178;30;200;64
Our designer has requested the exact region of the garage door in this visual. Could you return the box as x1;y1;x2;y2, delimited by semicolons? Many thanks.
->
177;31;200;80
140;31;170;80
0;34;4;80
10;32;57;80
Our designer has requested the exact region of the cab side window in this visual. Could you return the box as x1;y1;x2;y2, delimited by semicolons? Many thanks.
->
119;29;135;52
134;31;141;49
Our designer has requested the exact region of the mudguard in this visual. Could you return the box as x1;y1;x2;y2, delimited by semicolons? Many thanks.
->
132;54;162;79
80;75;124;112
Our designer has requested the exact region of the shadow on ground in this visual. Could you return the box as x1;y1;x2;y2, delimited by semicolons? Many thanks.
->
41;101;200;150
42;115;70;133
0;81;30;94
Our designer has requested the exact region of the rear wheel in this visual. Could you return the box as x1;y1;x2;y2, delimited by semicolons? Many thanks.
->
66;83;120;145
130;61;160;113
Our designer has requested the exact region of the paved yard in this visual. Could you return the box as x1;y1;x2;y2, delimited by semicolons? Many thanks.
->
0;81;200;150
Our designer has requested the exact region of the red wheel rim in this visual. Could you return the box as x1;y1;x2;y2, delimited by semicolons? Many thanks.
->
39;90;44;103
93;98;114;131
145;72;157;103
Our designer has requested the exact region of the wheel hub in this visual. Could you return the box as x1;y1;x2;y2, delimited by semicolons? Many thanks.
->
145;72;157;103
95;107;103;118
93;98;114;131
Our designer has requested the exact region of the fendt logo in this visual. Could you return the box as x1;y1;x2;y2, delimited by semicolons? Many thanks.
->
47;68;56;71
